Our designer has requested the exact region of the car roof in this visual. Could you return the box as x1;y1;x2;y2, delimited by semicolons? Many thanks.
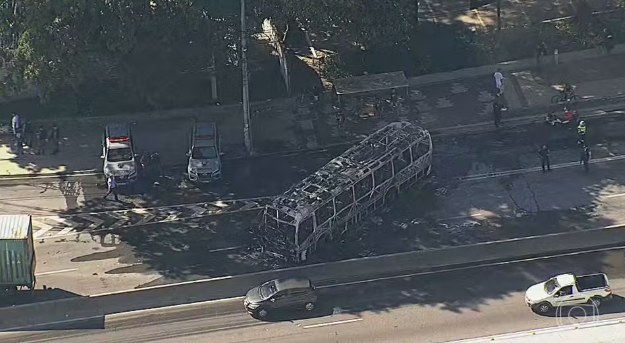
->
556;274;576;287
106;123;131;138
194;122;216;137
275;277;312;291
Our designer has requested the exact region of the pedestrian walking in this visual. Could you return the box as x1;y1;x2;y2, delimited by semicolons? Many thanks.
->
35;125;47;155
49;123;60;154
580;145;591;173
494;68;505;95
493;100;502;128
11;113;20;137
103;176;119;201
539;145;551;172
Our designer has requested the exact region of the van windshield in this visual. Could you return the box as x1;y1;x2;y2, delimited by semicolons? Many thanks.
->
192;146;217;159
259;280;277;299
544;278;559;294
107;148;133;162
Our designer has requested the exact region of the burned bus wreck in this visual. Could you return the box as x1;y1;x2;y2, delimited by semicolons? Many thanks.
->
260;122;433;263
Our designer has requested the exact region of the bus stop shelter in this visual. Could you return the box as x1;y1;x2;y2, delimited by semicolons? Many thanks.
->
332;71;409;107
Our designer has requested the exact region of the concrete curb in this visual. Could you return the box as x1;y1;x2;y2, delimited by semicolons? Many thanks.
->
1;100;624;180
1;223;625;331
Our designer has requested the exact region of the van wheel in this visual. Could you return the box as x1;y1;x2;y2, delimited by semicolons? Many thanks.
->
257;308;268;318
533;302;552;314
305;302;315;311
590;297;602;308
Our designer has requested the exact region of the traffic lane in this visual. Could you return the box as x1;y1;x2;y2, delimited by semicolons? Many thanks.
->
31;212;262;295
311;156;625;261
6;249;625;343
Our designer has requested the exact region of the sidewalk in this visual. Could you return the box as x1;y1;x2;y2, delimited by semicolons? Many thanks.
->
1;45;625;177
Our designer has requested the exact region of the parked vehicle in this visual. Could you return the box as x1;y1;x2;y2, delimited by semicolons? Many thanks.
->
525;273;612;314
187;122;222;182
0;215;36;294
101;123;139;185
244;277;317;318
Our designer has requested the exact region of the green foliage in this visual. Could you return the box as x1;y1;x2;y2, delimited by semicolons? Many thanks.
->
0;0;238;107
257;0;415;49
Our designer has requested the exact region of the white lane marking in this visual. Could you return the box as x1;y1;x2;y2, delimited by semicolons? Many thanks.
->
453;316;625;343
0;315;104;332
459;154;625;182
165;213;179;221
189;205;208;218
302;318;363;329
318;244;625;290
55;226;76;237
239;202;261;212
35;268;78;276
207;246;242;253
32;220;54;239
108;213;129;229
90;223;625;298
106;296;246;320
77;214;104;231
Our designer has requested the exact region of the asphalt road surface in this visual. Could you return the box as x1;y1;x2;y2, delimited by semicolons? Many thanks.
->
2;249;625;343
8;113;625;296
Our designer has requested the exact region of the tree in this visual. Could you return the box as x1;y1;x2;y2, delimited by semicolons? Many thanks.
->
0;0;239;108
256;0;415;50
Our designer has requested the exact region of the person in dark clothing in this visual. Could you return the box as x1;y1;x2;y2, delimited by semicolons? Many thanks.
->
580;145;591;173
22;120;34;148
493;101;502;127
539;145;551;172
35;126;48;155
15;133;23;155
49;123;60;154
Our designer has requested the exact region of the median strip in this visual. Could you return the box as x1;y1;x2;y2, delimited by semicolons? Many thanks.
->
2;222;625;331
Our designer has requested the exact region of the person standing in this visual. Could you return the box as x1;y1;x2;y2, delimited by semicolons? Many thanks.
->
35;125;47;155
539;145;551;172
11;113;20;137
580;145;591;173
15;132;23;155
103;176;119;201
493;100;502;128
21;120;33;148
494;68;505;95
49;123;60;154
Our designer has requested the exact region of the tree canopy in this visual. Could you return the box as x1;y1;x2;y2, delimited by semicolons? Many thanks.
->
257;0;416;49
0;0;239;104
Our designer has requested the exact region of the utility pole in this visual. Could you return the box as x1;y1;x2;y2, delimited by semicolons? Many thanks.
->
497;0;502;31
240;0;253;155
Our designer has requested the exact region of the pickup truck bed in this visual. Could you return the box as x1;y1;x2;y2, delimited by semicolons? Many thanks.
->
576;274;608;292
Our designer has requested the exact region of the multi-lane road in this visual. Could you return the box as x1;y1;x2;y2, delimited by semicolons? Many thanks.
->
5;113;625;295
2;248;625;343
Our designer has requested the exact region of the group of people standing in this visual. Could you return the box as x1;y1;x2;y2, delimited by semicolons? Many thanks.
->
538;121;591;174
491;69;592;174
11;113;61;155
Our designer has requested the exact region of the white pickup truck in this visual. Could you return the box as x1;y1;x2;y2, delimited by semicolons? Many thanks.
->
525;273;612;314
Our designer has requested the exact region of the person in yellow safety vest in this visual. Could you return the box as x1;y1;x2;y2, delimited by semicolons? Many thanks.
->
577;120;587;136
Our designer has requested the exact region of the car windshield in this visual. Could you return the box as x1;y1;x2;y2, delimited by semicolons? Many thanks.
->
544;278;559;294
107;148;133;162
259;281;277;299
192;146;217;159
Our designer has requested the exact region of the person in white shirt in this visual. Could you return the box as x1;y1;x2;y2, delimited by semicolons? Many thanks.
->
11;113;20;136
103;176;119;201
494;68;504;94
